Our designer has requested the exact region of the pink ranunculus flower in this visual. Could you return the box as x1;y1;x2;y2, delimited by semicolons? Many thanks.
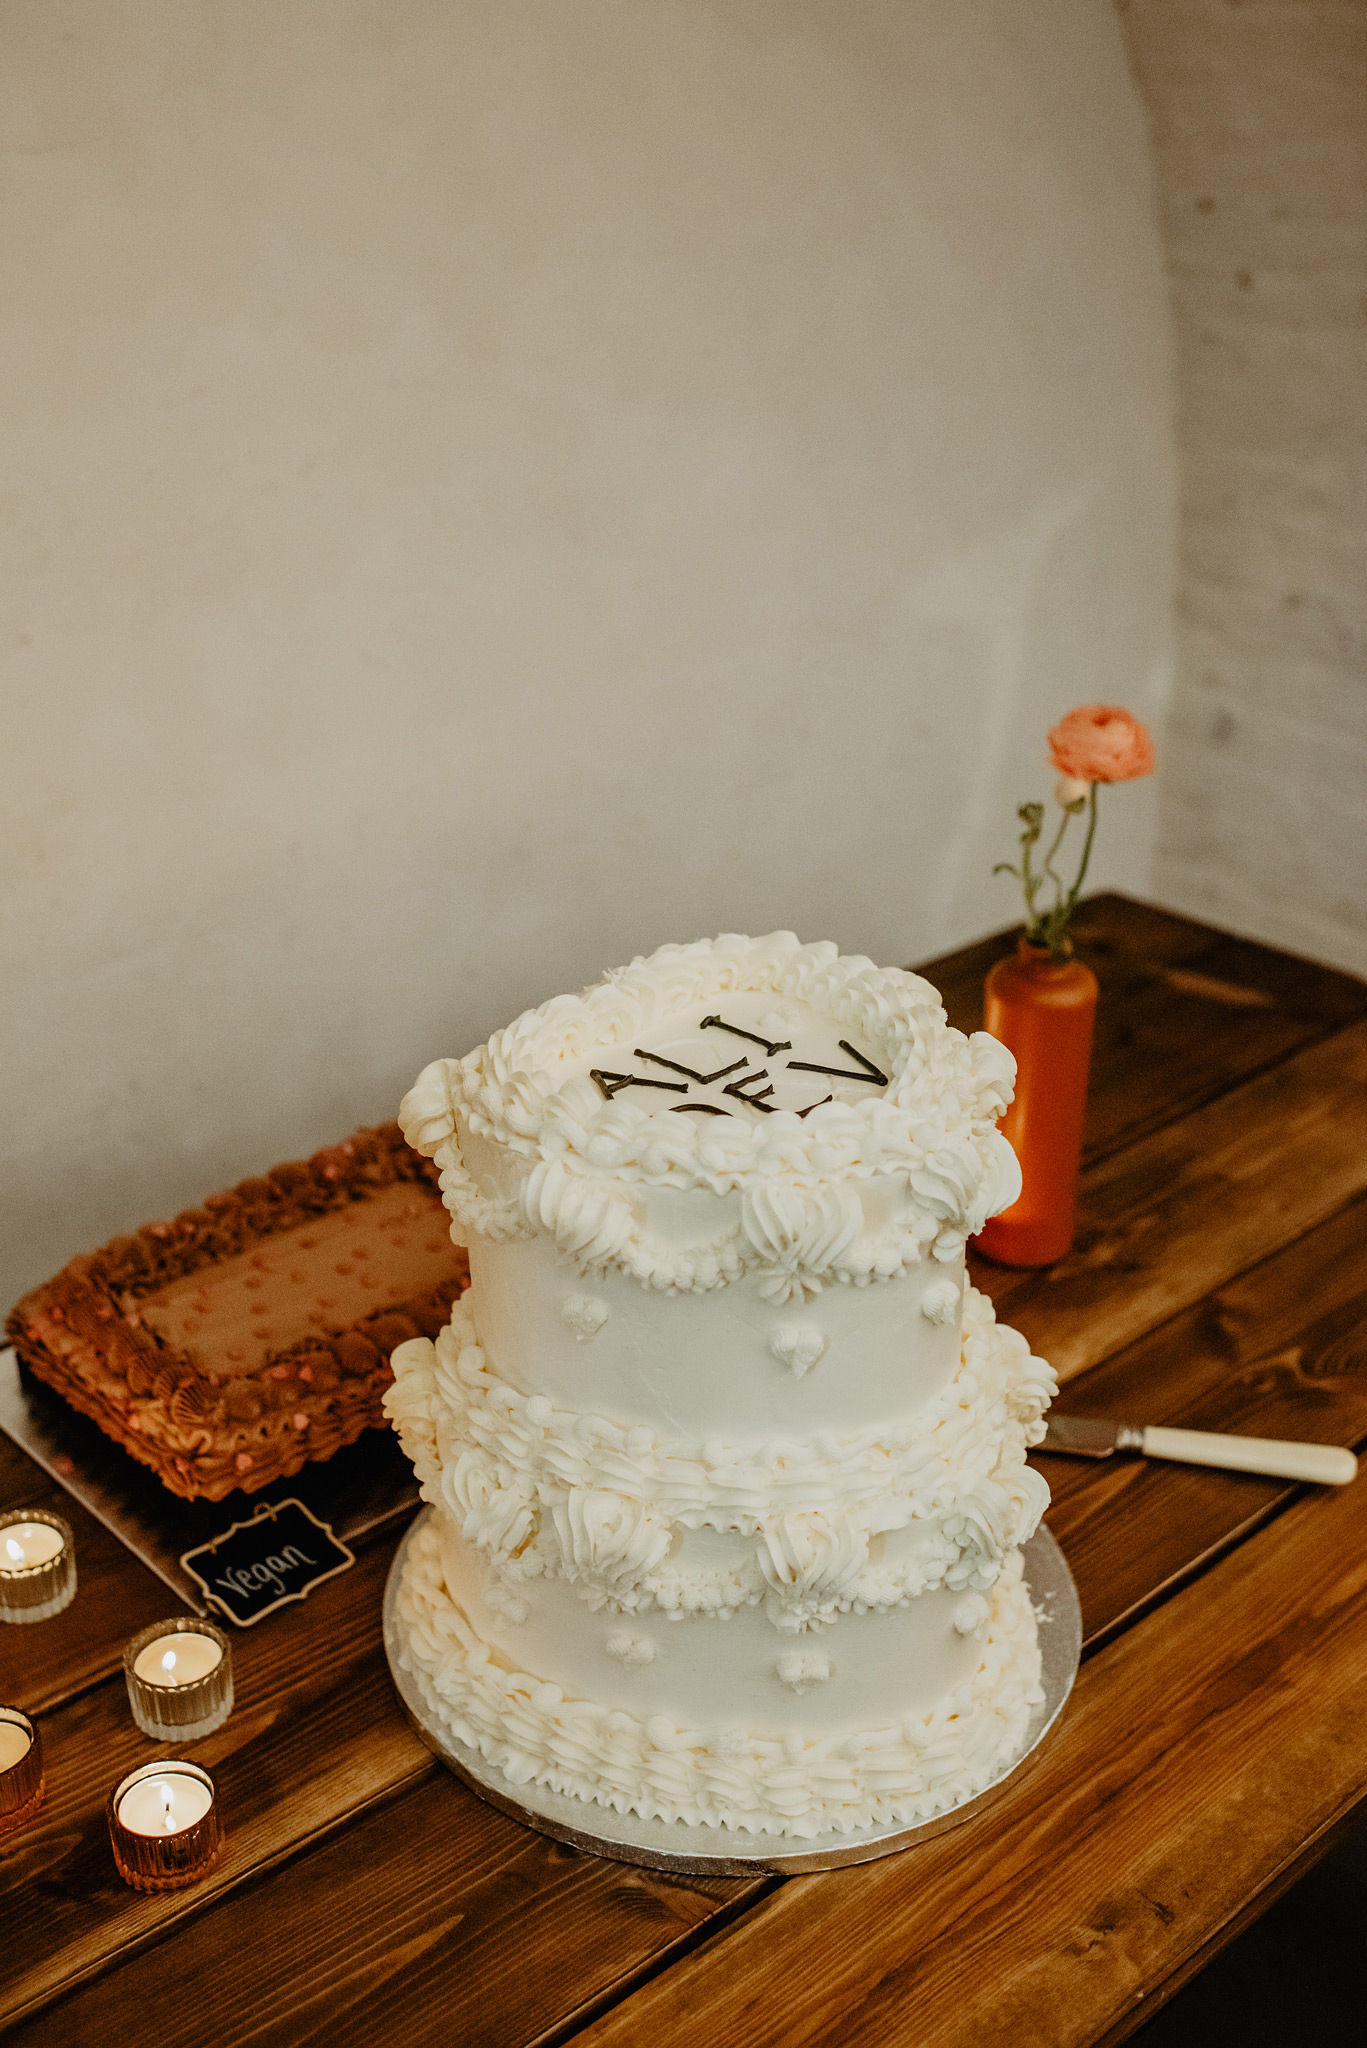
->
1047;705;1154;785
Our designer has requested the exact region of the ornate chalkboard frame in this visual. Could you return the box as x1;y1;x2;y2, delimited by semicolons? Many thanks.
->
180;1497;355;1626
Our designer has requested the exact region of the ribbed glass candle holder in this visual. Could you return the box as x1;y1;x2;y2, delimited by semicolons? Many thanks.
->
0;1510;76;1623
0;1708;44;1836
108;1760;223;1892
123;1617;234;1742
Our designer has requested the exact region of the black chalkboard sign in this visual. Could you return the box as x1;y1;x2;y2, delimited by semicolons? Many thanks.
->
180;1499;355;1627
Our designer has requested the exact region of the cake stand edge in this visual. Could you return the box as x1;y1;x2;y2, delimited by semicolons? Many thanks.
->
381;1507;1081;1876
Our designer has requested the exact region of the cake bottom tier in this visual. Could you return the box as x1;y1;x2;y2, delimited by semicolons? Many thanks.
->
389;1514;1044;1840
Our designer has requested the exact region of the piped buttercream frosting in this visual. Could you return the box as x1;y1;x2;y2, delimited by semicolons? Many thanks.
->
384;933;1053;1841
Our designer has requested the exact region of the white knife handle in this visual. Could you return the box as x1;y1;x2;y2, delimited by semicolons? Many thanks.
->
1139;1426;1357;1486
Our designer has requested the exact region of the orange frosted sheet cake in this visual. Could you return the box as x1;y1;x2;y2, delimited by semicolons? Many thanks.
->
6;1124;469;1502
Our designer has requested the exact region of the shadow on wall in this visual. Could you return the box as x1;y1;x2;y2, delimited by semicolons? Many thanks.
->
2;0;1174;1305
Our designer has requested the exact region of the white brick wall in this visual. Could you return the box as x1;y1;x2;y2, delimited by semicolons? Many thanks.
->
1121;0;1367;976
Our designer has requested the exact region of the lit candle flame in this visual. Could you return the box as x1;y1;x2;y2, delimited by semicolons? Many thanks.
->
161;1648;177;1676
3;1537;21;1565
159;1782;175;1832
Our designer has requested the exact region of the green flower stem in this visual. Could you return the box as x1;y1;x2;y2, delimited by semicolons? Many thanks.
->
1039;800;1074;903
1012;782;1100;959
1062;781;1100;922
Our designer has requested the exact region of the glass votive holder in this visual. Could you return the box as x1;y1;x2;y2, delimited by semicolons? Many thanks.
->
123;1617;233;1742
108;1760;223;1892
0;1510;76;1623
0;1708;44;1836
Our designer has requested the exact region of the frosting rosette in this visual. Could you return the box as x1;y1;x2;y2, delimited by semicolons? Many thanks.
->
551;1488;673;1592
382;1287;1055;1626
384;935;1056;1847
400;934;1021;1290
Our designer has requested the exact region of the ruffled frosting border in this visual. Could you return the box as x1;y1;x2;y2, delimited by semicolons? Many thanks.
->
384;1286;1055;1629
390;1516;1044;1839
400;933;1022;1289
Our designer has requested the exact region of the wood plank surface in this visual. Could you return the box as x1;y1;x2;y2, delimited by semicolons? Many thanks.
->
570;1464;1367;2048
0;1433;54;1509
3;899;1364;2048
971;1018;1367;1383
1038;1185;1367;1645
0;1525;757;2045
5;1766;752;2048
932;893;1367;1162
18;1186;1367;2047
0;1471;172;1712
0;1540;436;2027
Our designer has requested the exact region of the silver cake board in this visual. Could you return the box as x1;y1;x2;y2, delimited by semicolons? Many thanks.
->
382;1510;1081;1875
0;1345;419;1612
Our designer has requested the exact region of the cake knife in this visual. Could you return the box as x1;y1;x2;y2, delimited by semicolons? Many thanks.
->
1041;1415;1357;1486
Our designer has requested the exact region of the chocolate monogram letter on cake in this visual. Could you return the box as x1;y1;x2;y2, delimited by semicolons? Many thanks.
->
384;934;1057;1841
8;1126;469;1503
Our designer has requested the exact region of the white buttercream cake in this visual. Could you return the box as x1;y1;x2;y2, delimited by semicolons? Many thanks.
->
384;933;1057;1840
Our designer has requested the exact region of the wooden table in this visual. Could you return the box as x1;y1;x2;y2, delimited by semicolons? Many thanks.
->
4;893;1367;2048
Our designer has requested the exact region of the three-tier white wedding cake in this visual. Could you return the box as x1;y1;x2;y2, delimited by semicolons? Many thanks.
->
384;933;1056;1840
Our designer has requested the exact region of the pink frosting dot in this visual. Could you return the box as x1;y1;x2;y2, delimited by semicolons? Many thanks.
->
292;1412;310;1432
234;1451;254;1472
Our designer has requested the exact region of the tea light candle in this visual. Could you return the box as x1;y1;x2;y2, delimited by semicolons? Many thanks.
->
0;1708;44;1836
0;1510;76;1623
117;1769;214;1834
3;1524;62;1567
123;1618;233;1742
108;1760;223;1891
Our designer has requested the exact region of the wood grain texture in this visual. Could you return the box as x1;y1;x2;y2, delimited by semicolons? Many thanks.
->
0;1539;437;2028
6;1765;753;2048
1038;1185;1367;1644
3;900;1365;2048
972;1018;1367;1381
571;1466;1367;2048
0;1523;756;2047
18;1184;1367;2048
928;892;1367;1161
0;1473;172;1713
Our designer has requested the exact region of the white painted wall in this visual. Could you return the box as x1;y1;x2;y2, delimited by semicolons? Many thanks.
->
1;0;1175;1305
1122;0;1367;978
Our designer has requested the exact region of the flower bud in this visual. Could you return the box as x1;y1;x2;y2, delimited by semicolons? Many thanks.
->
1054;775;1090;807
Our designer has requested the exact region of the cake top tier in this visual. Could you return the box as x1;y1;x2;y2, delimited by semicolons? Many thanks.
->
401;934;1020;1276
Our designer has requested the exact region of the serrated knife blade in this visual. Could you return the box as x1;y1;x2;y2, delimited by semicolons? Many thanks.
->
1040;1415;1356;1485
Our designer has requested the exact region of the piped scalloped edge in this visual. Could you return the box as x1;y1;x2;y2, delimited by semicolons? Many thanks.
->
391;1516;1043;1840
400;935;1022;1295
383;1286;1055;1627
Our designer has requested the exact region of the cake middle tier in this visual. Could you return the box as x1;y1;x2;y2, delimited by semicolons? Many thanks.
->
466;1229;968;1439
385;1285;1054;1631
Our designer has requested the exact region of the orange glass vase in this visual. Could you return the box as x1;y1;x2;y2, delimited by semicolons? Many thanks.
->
973;937;1098;1268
